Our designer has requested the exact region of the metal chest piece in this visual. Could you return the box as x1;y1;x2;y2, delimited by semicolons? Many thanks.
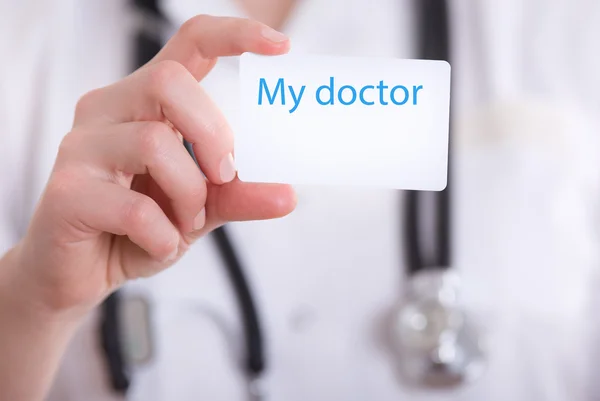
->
392;270;486;388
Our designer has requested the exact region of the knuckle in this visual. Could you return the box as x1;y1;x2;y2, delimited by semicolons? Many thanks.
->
55;129;89;170
45;170;81;204
56;130;77;160
187;176;207;205
157;235;179;262
201;114;230;139
179;14;212;36
123;195;157;229
137;122;171;162
147;60;187;95
57;129;84;157
74;88;103;120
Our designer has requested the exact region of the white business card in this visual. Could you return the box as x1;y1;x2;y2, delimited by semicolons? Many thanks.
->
237;53;451;190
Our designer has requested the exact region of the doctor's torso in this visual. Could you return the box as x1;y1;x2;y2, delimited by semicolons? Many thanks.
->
1;1;600;400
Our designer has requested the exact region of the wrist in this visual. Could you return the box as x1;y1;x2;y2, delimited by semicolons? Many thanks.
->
0;245;83;401
0;244;86;327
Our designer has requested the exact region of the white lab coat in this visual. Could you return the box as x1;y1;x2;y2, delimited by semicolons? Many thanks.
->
1;1;600;400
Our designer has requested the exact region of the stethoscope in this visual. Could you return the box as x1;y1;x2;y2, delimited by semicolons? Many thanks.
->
393;0;486;388
100;0;485;397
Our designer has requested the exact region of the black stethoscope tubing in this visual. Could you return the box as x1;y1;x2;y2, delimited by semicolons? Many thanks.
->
101;0;451;394
405;0;451;274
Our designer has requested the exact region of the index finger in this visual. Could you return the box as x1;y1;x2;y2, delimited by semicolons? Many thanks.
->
146;15;291;81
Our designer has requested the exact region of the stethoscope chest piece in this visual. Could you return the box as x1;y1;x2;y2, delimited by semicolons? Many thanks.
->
391;270;486;388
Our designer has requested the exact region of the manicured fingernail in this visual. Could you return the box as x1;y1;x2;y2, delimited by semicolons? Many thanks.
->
261;26;288;43
193;208;206;231
220;153;237;183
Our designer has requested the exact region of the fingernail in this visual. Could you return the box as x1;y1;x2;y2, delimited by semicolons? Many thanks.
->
261;26;288;43
219;153;237;183
193;208;206;231
164;241;179;263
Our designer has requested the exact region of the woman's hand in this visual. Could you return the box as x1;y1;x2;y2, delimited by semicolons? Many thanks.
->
10;15;296;317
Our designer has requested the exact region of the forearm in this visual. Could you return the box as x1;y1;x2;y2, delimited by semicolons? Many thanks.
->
0;245;81;401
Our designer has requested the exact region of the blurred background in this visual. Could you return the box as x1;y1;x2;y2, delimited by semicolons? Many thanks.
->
1;0;600;400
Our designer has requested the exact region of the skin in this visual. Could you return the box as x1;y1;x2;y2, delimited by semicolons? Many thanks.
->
0;15;296;401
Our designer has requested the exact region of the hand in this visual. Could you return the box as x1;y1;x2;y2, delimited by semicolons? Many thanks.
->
9;15;296;316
